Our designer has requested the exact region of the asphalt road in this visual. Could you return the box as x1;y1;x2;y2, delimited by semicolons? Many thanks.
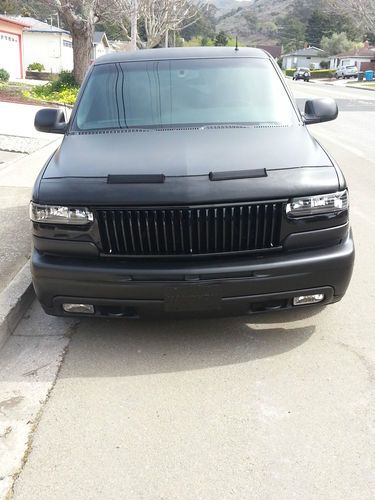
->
7;81;375;499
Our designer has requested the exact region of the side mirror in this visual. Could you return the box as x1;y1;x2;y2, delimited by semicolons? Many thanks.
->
303;98;338;125
34;108;67;134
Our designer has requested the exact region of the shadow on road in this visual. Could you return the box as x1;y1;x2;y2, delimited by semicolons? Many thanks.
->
60;311;319;377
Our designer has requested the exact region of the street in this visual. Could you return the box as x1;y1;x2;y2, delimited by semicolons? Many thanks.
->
1;81;375;499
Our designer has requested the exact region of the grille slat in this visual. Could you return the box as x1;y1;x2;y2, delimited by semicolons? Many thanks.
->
144;210;152;253
127;211;136;253
136;211;144;253
97;201;283;257
205;208;209;253
153;210;160;253
119;211;128;253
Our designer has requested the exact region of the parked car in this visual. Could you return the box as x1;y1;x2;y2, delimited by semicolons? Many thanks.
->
335;65;358;79
31;47;354;318
292;67;311;81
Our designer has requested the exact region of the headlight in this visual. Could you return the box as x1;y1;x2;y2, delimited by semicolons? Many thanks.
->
286;190;348;218
30;203;94;225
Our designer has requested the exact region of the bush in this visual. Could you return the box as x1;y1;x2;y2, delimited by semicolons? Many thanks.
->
27;62;45;72
310;69;336;79
49;70;77;91
320;60;330;69
23;70;79;105
0;68;10;83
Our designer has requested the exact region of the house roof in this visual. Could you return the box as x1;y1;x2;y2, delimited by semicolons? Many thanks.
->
8;16;69;34
284;46;327;58
334;46;375;58
256;45;282;59
93;31;109;47
0;14;30;28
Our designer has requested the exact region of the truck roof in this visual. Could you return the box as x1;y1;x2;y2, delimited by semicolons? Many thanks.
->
94;47;270;65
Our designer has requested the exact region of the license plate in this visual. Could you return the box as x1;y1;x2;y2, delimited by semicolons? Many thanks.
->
165;285;221;312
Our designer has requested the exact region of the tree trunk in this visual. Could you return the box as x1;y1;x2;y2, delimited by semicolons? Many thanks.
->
71;23;93;84
130;0;138;51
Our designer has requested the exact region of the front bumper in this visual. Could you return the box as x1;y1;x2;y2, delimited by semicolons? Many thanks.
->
31;231;354;318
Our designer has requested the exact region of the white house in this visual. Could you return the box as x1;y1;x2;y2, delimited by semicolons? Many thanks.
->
330;41;375;71
0;15;30;79
282;46;329;70
92;31;111;60
9;16;73;74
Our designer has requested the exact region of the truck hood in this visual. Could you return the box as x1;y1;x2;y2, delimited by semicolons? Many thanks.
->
37;126;339;206
44;125;331;179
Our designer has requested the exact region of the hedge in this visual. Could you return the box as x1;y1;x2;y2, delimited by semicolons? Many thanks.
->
285;68;336;79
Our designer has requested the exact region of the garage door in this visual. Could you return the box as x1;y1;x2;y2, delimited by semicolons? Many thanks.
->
0;31;21;79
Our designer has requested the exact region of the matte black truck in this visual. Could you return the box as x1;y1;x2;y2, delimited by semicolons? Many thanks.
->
30;47;354;318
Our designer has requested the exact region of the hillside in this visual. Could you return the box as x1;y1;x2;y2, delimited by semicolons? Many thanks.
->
212;0;311;45
210;0;252;14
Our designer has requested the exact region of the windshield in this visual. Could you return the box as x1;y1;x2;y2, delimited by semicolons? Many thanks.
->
74;58;297;130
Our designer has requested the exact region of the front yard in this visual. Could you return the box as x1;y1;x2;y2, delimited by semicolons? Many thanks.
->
0;81;44;105
0;73;79;106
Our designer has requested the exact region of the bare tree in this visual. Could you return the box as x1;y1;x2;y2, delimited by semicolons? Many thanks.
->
140;0;204;48
110;0;137;50
111;0;205;49
328;0;375;33
38;0;110;83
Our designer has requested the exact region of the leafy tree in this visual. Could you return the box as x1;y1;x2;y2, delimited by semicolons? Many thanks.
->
306;10;332;47
214;30;228;46
321;32;359;55
363;31;375;45
260;21;277;37
278;16;306;52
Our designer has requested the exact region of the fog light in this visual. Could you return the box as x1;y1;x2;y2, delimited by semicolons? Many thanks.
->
62;303;94;314
293;294;325;306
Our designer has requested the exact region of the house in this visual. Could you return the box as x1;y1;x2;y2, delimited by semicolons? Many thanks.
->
330;41;375;71
8;16;73;74
282;46;329;70
92;32;111;60
0;15;30;79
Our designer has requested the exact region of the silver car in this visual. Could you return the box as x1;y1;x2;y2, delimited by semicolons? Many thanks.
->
335;65;358;79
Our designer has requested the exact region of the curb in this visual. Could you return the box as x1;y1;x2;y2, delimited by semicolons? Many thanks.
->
0;261;35;350
347;84;375;92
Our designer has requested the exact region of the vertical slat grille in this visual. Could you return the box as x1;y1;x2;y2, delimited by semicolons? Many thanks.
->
97;201;284;256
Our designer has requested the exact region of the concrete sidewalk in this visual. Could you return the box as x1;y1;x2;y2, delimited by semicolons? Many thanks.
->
0;140;61;295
